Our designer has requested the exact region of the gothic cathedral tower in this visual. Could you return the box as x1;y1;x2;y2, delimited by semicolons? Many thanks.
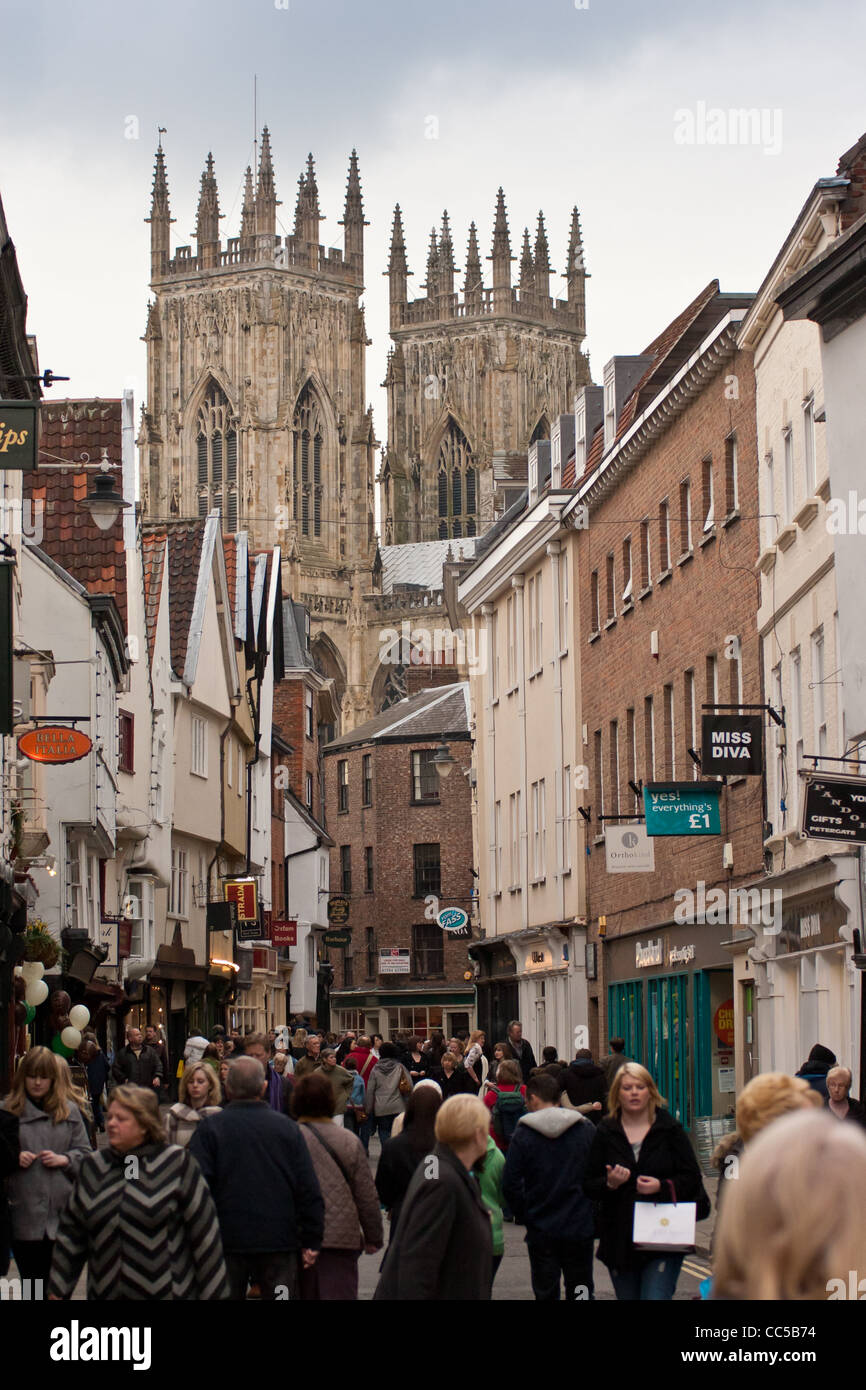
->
139;133;380;728
381;193;590;543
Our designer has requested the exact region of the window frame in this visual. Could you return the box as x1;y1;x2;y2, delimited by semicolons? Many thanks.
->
411;749;440;805
412;842;441;899
191;715;208;779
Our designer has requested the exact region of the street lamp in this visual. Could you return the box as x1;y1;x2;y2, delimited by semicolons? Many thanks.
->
432;740;456;779
81;456;131;532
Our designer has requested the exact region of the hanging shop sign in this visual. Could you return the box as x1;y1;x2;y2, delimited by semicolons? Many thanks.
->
270;918;298;947
642;782;721;836
323;929;351;948
800;772;866;844
206;900;238;933
224;878;258;922
18;725;92;765
701;714;763;775
605;824;655;873
327;896;351;926
437;906;470;937
0;401;38;471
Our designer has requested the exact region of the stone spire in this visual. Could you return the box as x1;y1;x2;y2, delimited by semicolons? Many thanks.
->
294;154;322;260
340;149;367;271
240;166;256;249
194;153;221;270
534;211;552;299
423;227;439;296
386;205;410;322
489;188;513;308
462;221;482;311
438;210;456;296
255;126;279;239
146;141;174;280
564;205;588;335
519;227;535;296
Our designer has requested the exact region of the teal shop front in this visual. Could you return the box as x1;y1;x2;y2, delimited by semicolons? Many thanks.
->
605;924;735;1132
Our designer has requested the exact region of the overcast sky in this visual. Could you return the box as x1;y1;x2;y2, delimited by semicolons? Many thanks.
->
2;0;864;456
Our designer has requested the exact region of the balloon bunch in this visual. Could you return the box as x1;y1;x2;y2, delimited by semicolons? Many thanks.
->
12;962;91;1055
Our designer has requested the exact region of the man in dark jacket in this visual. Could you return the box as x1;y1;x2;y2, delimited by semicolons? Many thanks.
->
561;1048;607;1122
110;1027;163;1091
190;1056;324;1300
602;1038;630;1089
795;1043;837;1100
503;1072;597;1299
506;1020;537;1084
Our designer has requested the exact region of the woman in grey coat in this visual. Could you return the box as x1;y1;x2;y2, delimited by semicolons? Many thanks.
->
365;1043;413;1148
1;1046;91;1282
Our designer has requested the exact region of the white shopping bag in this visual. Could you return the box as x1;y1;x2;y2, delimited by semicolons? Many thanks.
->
632;1200;696;1252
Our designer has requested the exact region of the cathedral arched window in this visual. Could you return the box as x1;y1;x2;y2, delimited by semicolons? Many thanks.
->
436;420;477;540
293;387;325;541
196;383;238;531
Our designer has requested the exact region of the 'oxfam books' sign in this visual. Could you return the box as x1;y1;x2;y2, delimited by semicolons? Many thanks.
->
642;783;721;836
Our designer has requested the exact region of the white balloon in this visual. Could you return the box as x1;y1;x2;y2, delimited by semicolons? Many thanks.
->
25;979;49;1007
60;1027;82;1050
21;960;45;979
69;1005;91;1030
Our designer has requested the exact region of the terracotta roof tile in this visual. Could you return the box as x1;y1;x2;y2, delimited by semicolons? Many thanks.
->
144;519;206;680
24;399;128;631
141;527;167;666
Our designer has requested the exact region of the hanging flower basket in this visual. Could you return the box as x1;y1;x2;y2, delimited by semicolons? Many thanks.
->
24;922;60;969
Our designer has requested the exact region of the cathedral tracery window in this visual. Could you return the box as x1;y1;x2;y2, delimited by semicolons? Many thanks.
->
196;383;238;531
293;387;325;541
436;420;477;540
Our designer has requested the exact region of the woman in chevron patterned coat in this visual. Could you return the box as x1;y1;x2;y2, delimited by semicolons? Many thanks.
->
48;1084;229;1301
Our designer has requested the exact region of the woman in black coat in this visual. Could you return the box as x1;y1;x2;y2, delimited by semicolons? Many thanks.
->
375;1085;442;1238
583;1063;708;1301
0;1108;20;1277
374;1094;492;1300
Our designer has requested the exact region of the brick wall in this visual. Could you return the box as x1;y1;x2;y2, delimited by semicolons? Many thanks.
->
272;674;323;823
323;735;475;1000
578;348;765;1055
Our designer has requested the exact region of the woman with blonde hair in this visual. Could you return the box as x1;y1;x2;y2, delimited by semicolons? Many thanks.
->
712;1071;821;1217
583;1062;709;1300
1;1046;91;1282
714;1109;866;1300
49;1084;229;1300
374;1093;493;1300
463;1030;488;1093
164;1062;222;1147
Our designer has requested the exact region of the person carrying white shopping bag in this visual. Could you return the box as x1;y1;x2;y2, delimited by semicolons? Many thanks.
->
583;1062;710;1300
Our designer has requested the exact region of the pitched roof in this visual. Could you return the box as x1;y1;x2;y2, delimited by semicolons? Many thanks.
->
26;399;128;631
324;682;469;752
282;598;313;671
141;526;167;666
563;282;752;487
160;519;206;680
381;538;478;593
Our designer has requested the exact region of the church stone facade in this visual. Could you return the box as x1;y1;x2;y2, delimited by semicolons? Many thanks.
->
139;135;591;728
382;193;591;544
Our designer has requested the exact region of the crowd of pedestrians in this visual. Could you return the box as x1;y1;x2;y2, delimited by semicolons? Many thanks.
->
2;1017;865;1302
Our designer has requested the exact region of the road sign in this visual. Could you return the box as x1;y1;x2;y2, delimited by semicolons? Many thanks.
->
801;772;866;844
327;896;351;926
604;824;655;872
642;782;722;836
701;714;763;775
323;929;352;948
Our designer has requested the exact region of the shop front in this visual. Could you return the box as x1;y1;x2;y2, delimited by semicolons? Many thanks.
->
472;925;586;1062
605;924;736;1132
331;989;476;1042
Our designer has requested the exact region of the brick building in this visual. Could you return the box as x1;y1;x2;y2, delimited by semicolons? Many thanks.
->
323;683;476;1039
571;281;765;1130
